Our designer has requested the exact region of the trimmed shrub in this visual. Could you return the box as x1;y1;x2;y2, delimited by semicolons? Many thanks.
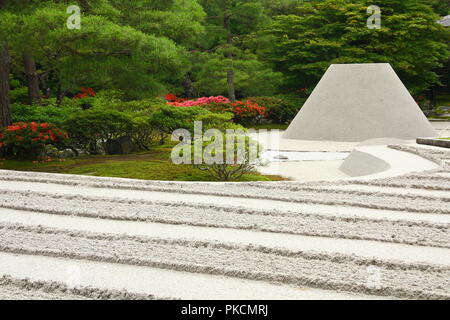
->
128;114;159;151
149;106;238;144
108;99;168;149
12;103;80;127
178;133;263;181
112;98;167;113
63;109;132;154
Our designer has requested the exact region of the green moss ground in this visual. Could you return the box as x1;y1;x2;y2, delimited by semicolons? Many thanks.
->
0;146;286;182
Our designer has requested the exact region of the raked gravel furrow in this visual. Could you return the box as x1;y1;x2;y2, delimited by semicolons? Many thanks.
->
0;190;448;248
306;184;450;198
346;176;450;191
0;275;162;300
0;223;449;300
0;277;89;300
0;145;449;300
0;252;383;300
0;173;448;214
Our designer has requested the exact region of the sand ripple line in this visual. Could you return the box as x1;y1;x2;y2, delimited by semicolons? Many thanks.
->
242;183;450;200
0;190;448;248
0;174;447;214
0;275;166;300
0;223;449;300
347;176;450;191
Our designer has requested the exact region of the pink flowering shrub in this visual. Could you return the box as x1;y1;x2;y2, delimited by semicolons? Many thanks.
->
164;94;268;124
168;96;230;107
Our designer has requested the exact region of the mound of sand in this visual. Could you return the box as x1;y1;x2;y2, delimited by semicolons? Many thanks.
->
283;63;437;142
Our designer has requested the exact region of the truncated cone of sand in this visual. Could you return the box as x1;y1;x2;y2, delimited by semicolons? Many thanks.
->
283;63;437;142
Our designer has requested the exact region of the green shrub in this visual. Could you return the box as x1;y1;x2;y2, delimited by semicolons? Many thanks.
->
88;89;124;109
63;109;132;153
12;103;80;127
149;106;238;144
175;133;262;181
121;101;167;150
112;98;167;113
128;114;159;151
10;87;28;104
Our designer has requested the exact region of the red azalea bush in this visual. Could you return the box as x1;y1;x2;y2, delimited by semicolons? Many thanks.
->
0;122;69;160
74;87;96;99
165;93;187;104
201;100;267;124
230;100;267;124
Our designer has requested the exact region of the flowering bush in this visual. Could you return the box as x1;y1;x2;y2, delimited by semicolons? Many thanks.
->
201;100;267;124
165;93;186;104
74;87;96;99
167;95;230;107
230;100;267;124
0;122;69;160
164;94;267;124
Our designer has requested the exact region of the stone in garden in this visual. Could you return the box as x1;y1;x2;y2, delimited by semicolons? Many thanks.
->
93;141;106;155
105;136;135;155
274;154;289;160
76;149;88;157
283;63;437;142
42;145;60;159
60;149;76;158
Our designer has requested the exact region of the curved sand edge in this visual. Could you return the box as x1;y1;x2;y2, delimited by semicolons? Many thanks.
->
338;144;439;180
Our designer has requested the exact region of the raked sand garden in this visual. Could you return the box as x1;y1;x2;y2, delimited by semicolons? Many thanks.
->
1;1;449;302
0;141;449;300
0;63;449;300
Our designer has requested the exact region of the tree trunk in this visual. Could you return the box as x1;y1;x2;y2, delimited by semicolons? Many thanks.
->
227;70;236;102
23;55;41;105
224;12;236;102
0;44;12;127
183;73;196;99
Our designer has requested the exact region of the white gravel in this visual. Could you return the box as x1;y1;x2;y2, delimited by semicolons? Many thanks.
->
0;253;381;300
0;145;449;300
1;209;448;263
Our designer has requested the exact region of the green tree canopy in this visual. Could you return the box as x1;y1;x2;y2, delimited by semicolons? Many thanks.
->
188;0;283;100
265;0;450;94
1;0;204;101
